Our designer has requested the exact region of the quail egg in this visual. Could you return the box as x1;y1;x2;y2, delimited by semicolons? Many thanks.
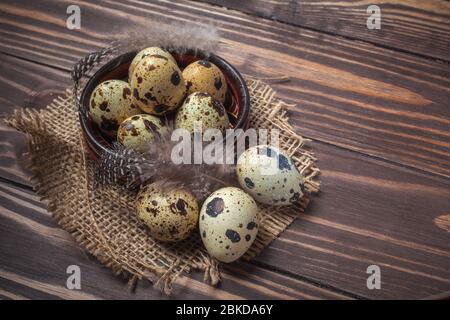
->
175;92;229;133
89;80;140;136
183;60;228;104
199;187;259;263
128;47;176;80
129;55;186;115
117;114;163;152
236;145;305;206
136;185;199;242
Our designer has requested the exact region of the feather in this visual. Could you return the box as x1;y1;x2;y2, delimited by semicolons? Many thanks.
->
73;21;220;102
112;20;220;58
94;142;145;189
95;122;237;201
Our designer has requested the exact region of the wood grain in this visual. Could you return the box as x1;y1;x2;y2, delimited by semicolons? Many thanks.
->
1;53;449;298
0;54;70;186
196;0;450;61
0;0;450;300
0;180;348;300
434;215;450;234
0;0;449;179
254;141;450;299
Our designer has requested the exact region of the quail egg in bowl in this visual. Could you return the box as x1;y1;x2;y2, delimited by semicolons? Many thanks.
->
88;80;140;136
129;54;186;115
117;114;163;152
128;46;176;80
175;92;229;133
183;60;228;104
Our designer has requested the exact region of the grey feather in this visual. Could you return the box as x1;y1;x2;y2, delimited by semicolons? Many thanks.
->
95;122;237;201
113;21;220;57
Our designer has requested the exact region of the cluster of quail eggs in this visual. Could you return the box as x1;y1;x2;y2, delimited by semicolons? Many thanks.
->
200;145;305;262
135;144;305;263
89;46;230;151
89;47;306;263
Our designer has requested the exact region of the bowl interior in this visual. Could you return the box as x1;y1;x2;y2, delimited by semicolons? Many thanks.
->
79;50;250;158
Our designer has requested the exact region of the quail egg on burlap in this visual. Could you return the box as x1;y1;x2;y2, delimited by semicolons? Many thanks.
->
136;185;199;242
89;80;139;136
128;47;176;80
175;92;229;133
129;55;186;115
236;145;305;206
117;114;163;152
183;60;228;104
199;187;259;263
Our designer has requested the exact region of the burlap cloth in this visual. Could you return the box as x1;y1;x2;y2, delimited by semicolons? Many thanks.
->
6;79;320;294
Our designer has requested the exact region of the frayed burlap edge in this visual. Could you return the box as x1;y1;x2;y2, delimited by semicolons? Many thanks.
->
5;79;320;295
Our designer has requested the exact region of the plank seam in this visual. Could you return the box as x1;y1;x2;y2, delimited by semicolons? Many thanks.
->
249;260;367;300
0;51;70;74
300;135;450;186
0;176;33;192
194;0;450;64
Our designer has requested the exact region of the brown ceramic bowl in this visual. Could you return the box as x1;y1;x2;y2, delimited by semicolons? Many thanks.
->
79;50;250;160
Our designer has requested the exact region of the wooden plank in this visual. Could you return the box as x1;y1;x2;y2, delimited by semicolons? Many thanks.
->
196;0;450;61
0;180;349;300
1;57;449;298
0;0;450;179
255;141;450;299
0;54;70;186
0;2;449;299
2;131;449;299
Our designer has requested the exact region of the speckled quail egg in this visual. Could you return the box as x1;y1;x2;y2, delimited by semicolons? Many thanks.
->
136;185;199;242
117;114;163;152
236;145;305;206
128;47;176;80
182;60;228;104
129;55;186;115
199;187;259;263
175;92;229;133
89;80;140;136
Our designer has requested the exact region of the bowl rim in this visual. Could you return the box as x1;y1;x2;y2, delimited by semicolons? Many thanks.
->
79;49;251;159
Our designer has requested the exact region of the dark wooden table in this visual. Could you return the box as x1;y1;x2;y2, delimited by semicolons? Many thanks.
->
0;0;449;300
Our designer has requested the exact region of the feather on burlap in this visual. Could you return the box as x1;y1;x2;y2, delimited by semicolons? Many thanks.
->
95;126;238;203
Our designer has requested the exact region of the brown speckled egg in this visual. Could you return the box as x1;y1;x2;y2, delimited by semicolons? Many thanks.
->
199;187;259;263
182;60;228;104
175;92;229;133
129;55;186;115
117;114;163;152
89;80;139;136
236;145;305;206
128;47;176;80
136;185;199;242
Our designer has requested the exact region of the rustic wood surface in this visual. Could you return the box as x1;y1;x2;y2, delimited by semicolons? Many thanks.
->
0;0;449;300
198;0;450;62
